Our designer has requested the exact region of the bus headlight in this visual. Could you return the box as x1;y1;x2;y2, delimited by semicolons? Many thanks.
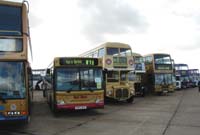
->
96;99;100;103
57;100;65;105
107;90;112;96
130;90;134;95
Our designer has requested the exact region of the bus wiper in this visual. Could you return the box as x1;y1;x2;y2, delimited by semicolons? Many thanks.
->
0;95;6;103
88;88;94;92
66;88;72;93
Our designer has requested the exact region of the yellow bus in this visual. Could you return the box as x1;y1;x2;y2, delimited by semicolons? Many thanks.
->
0;1;32;123
45;57;104;112
143;53;174;95
79;42;135;103
131;52;146;96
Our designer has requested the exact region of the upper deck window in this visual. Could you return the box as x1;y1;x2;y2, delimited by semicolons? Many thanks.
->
107;48;119;56
120;48;131;56
135;56;144;63
145;56;153;64
0;38;22;52
175;65;188;70
154;54;171;64
0;5;22;36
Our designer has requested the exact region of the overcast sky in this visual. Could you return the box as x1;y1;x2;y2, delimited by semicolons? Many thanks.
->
10;0;200;70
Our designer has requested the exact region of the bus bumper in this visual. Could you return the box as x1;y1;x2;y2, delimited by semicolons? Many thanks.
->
56;103;104;110
0;115;27;121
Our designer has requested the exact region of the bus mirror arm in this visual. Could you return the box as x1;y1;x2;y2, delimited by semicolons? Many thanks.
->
103;69;108;73
0;95;7;103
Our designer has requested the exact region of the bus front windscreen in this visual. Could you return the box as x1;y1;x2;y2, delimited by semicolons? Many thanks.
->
0;62;25;99
107;71;119;82
155;74;173;85
55;68;103;91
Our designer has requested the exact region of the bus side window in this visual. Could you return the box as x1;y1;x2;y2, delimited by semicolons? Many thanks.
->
98;48;104;57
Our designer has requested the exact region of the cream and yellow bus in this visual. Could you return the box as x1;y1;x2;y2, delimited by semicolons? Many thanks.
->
131;52;146;96
0;1;32;123
79;42;135;103
143;53;174;95
45;57;104;113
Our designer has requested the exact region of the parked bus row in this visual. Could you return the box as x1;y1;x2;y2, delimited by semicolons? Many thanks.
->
175;64;199;89
0;1;199;124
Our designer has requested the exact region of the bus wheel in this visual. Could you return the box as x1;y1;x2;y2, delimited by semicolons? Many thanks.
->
127;96;134;103
23;115;31;125
50;98;58;115
141;88;145;97
43;90;46;97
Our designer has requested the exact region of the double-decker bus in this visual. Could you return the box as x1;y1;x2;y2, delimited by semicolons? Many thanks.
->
175;64;189;89
143;53;174;94
131;52;146;96
45;57;104;112
79;42;135;103
188;69;199;87
0;1;32;123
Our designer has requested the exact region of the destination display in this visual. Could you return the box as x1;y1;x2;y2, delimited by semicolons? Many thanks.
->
59;58;99;66
155;64;172;70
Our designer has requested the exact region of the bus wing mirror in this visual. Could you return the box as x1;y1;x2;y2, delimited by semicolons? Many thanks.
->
28;68;32;74
103;69;108;73
46;69;51;75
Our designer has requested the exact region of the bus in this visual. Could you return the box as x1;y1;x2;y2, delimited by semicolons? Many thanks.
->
171;59;177;90
45;57;104;112
188;69;199;87
143;53;174;94
132;52;146;96
175;64;189;89
0;1;32;123
79;42;135;103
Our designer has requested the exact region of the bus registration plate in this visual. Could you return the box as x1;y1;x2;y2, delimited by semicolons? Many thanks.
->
75;106;87;110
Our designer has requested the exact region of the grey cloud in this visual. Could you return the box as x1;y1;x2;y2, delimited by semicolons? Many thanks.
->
78;0;148;44
176;41;200;51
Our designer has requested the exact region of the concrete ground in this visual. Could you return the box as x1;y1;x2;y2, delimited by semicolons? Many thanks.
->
0;88;200;135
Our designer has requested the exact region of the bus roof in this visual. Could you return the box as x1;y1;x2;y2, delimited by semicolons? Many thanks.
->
132;52;142;57
79;42;132;56
174;64;188;67
188;69;199;71
0;1;23;7
144;53;171;57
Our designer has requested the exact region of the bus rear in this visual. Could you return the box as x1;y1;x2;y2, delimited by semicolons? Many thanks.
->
46;57;104;112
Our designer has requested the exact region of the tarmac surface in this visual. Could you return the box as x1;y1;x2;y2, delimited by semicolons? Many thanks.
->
0;88;200;135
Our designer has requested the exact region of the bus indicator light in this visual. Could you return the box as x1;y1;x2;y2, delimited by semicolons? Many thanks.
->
129;59;133;65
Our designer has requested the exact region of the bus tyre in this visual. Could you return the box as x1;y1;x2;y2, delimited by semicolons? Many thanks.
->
43;90;46;97
141;88;145;97
23;115;30;125
50;98;58;115
127;96;134;103
26;115;31;124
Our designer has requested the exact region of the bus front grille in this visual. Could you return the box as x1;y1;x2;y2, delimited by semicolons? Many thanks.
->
116;89;129;99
